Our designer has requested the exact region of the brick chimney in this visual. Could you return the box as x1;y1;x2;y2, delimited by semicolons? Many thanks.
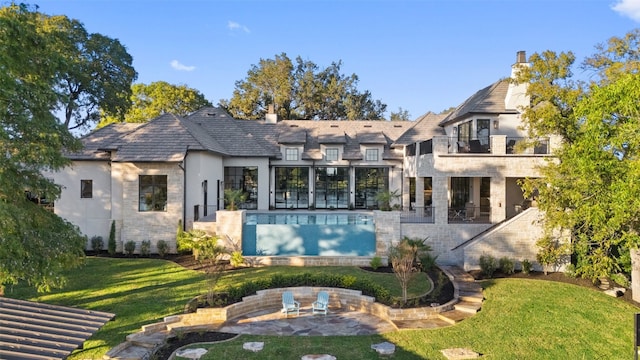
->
505;51;530;110
265;104;278;124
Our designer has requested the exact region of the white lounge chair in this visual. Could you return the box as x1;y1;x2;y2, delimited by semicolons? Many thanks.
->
312;291;329;315
281;291;300;317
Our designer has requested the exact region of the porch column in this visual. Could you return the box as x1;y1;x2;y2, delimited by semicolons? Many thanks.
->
416;177;424;210
432;176;448;225
402;176;410;210
491;176;506;223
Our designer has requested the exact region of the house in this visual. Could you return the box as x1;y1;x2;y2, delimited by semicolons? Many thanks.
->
51;51;559;269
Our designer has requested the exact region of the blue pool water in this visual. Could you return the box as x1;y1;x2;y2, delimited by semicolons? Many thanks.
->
242;213;375;256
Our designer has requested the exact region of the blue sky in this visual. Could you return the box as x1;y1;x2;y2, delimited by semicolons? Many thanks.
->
36;0;640;120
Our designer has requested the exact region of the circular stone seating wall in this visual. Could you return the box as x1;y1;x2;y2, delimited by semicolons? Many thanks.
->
155;286;456;334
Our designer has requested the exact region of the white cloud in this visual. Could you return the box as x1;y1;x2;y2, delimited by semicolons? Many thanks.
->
170;60;196;72
228;20;250;33
612;0;640;22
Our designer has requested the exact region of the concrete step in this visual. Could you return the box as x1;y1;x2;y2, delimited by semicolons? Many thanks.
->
438;309;473;325
459;290;484;303
454;300;482;314
127;329;171;348
393;318;452;329
104;343;152;360
457;283;483;295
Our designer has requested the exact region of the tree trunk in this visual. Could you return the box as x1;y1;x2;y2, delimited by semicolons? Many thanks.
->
631;248;640;303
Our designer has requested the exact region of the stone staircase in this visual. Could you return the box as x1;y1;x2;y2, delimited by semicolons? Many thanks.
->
438;266;484;325
393;266;484;329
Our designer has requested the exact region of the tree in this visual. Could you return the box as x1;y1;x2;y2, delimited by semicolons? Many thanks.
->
30;9;138;132
220;53;387;120
0;4;86;293
98;81;212;127
517;30;640;285
389;239;420;303
390;107;411;121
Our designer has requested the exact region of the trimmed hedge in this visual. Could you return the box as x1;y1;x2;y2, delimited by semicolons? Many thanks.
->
224;272;392;306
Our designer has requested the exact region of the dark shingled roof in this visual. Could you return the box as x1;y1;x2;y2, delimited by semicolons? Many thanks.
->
0;297;114;360
66;123;143;160
109;113;205;162
394;112;447;146
439;79;515;126
71;107;442;163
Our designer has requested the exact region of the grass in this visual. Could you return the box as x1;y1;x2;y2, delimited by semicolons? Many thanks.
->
6;257;639;359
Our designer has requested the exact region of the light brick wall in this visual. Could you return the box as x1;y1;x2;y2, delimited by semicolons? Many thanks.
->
117;162;183;254
463;207;545;271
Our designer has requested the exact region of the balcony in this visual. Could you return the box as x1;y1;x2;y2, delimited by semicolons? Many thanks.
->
447;205;490;224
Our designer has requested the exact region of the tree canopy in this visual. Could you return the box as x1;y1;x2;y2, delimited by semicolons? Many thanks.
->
0;4;86;292
98;81;212;127
518;29;640;281
26;7;138;132
220;53;387;120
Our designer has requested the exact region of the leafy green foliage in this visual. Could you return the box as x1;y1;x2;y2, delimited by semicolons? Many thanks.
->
124;241;136;256
369;256;383;270
140;240;151;257
375;189;401;211
536;236;570;275
521;259;532;274
0;4;85;292
220;53;387;120
108;221;117;255
223;188;247;210
499;257;515;275
90;236;104;252
518;30;640;283
156;240;169;258
479;254;498;278
230;251;244;268
98;81;211;127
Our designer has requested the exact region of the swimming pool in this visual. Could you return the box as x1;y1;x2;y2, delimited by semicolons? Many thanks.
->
242;213;376;256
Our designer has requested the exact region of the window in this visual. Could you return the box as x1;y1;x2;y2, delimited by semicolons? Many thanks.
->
139;175;167;211
285;148;298;161
365;149;379;161
325;148;339;161
81;180;93;198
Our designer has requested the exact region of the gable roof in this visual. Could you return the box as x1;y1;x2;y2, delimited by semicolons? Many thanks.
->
439;79;516;126
394;112;448;146
106;113;207;162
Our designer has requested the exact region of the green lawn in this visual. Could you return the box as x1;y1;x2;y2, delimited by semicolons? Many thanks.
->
6;257;638;359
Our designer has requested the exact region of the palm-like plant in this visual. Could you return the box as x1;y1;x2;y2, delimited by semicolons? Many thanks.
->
224;189;247;210
375;189;401;211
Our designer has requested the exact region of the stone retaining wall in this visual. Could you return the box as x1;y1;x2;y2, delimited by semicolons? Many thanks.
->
150;286;456;335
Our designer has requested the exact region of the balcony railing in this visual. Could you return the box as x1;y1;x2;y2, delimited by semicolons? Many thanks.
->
194;204;219;221
506;137;549;155
400;207;435;223
448;206;490;223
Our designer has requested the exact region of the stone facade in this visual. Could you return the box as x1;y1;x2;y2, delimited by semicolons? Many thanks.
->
116;162;183;254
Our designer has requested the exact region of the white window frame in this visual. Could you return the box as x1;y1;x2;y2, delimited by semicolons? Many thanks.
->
365;148;379;161
285;147;299;161
325;148;339;161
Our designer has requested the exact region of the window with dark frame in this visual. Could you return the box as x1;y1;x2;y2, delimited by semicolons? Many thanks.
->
81;180;93;198
139;175;168;212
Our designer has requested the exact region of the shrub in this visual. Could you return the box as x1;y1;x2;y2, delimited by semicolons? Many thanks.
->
108;221;116;255
479;254;498;278
91;235;104;252
157;240;169;258
369;256;383;270
140;240;151;257
124;241;136;256
536;236;570;275
419;253;439;272
521;259;532;274
230;251;244;268
611;273;630;288
499;257;515;275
